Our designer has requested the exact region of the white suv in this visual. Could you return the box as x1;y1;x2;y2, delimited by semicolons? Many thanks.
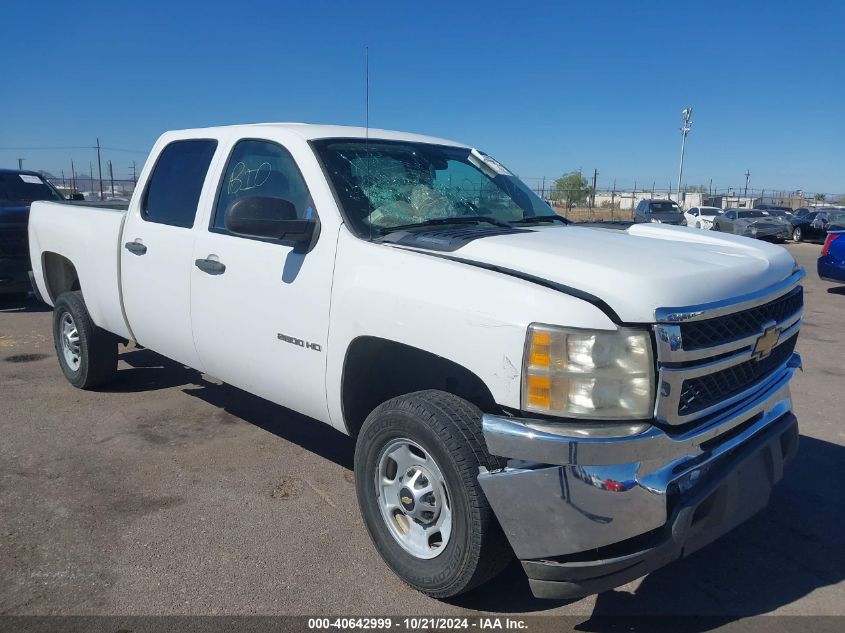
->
685;206;721;229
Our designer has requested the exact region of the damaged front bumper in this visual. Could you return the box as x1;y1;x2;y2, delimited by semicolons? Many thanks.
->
478;353;801;600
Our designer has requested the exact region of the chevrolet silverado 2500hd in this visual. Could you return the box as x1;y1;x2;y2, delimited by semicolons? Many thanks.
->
28;123;804;600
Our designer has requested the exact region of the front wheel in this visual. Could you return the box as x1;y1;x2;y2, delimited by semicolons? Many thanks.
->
53;291;118;389
792;227;803;242
354;390;512;598
714;223;721;232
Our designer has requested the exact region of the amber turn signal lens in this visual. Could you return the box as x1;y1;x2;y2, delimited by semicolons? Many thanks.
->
525;374;551;408
529;330;551;368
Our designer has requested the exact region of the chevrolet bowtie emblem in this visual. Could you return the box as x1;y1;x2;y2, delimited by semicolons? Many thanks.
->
401;496;413;506
752;323;781;360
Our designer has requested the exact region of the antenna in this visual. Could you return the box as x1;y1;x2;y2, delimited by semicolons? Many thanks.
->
365;46;369;141
365;46;373;241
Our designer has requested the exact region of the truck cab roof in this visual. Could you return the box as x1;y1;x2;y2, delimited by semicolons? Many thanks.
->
167;122;468;148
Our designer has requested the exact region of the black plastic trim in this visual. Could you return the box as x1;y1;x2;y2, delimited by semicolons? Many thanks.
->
379;225;532;252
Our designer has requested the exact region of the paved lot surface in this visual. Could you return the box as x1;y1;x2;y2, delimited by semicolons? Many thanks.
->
1;242;843;622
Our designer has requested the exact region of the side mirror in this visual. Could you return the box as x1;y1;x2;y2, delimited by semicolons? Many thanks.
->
68;193;85;201
224;196;316;244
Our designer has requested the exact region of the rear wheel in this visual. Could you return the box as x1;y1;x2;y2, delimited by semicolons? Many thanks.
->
53;291;118;389
355;390;512;598
792;226;803;242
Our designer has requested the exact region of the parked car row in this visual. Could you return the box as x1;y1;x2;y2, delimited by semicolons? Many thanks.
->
633;199;845;246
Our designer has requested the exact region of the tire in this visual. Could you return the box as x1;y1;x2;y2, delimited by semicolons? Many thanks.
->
714;223;721;232
354;390;512;598
52;291;118;389
792;227;803;242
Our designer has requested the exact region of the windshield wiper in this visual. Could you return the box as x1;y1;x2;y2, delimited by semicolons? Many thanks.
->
512;215;570;225
379;216;514;234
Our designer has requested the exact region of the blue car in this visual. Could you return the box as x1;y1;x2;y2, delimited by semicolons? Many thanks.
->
0;169;68;294
818;228;845;284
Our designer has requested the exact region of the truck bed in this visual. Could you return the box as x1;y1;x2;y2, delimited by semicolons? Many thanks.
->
28;201;132;340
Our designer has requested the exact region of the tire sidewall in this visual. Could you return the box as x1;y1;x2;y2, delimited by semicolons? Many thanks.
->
53;295;90;388
793;227;802;242
355;406;477;595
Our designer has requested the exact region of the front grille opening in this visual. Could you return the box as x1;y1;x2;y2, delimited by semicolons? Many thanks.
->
680;287;802;351
677;334;798;417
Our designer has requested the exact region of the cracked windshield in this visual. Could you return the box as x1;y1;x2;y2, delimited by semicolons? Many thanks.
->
312;139;558;235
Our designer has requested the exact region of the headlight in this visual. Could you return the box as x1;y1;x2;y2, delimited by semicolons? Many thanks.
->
523;325;655;420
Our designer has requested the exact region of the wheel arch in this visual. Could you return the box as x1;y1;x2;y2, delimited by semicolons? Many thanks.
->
341;336;500;439
41;251;81;302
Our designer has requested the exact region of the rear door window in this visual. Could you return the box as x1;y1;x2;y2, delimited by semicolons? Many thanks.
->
142;139;218;228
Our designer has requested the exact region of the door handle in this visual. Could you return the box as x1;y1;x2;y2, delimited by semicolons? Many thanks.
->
124;241;147;256
195;258;226;275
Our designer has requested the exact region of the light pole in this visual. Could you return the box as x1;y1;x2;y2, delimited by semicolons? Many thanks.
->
676;107;693;206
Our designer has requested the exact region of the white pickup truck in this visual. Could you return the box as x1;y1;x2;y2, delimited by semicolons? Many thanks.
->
29;123;804;600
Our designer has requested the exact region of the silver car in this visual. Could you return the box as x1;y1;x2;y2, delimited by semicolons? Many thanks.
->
712;208;791;242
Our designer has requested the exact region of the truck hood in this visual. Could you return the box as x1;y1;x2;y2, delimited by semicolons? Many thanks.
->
452;223;798;323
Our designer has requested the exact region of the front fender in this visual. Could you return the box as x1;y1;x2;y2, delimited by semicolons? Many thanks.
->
324;229;617;431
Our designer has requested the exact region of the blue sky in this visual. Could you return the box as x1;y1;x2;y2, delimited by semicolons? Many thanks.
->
2;0;843;193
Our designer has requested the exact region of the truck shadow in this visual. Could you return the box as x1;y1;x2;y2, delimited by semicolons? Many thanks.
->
452;434;845;623
108;348;355;469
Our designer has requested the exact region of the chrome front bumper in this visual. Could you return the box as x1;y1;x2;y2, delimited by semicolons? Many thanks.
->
478;353;801;599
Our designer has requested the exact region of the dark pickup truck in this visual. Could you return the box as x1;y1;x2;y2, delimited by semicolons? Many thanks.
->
0;169;68;294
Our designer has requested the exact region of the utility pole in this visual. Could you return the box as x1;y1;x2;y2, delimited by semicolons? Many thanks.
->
743;169;751;198
677;107;693;206
89;162;94;198
62;170;66;188
590;168;598;216
71;160;77;192
17;158;24;169
108;160;115;197
631;180;638;218
130;160;137;186
96;138;104;200
611;179;617;219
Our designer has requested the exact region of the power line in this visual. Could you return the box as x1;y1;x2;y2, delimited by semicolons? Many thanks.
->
0;145;148;154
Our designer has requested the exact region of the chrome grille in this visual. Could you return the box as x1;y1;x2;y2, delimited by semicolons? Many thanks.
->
679;287;803;350
678;333;798;417
653;270;804;426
